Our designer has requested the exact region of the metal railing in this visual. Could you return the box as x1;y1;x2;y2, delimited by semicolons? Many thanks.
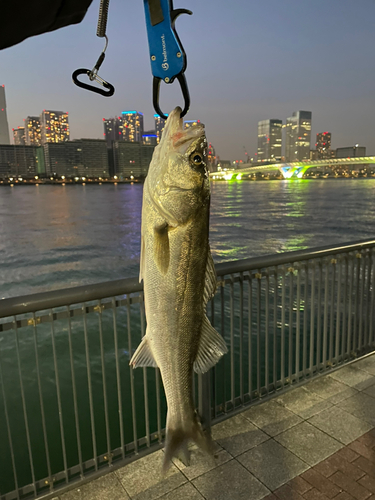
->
0;239;374;499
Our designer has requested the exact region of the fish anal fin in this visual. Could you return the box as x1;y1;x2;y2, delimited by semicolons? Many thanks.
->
203;249;216;304
129;336;158;368
154;223;169;275
193;316;228;374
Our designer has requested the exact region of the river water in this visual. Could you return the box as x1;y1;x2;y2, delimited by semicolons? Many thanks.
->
0;179;374;299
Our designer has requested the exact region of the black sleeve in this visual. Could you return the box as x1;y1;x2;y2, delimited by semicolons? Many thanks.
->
0;0;94;50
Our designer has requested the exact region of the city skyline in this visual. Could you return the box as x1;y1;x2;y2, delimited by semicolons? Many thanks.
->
1;0;374;160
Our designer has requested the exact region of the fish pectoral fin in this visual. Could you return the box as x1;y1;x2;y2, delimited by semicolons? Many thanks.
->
129;336;158;368
154;223;170;275
193;316;228;374
203;248;217;304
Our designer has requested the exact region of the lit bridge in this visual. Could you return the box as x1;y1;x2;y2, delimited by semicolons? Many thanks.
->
211;156;375;180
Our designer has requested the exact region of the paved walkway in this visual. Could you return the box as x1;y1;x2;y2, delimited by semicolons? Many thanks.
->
56;353;375;500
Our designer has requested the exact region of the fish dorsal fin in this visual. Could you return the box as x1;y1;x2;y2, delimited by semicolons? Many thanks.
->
154;223;170;275
193;316;227;374
203;249;216;305
129;336;158;368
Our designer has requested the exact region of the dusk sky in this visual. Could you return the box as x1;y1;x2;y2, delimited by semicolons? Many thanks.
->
1;0;375;160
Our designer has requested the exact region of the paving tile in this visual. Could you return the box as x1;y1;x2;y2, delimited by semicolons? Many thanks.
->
353;456;375;479
115;450;186;500
212;413;269;455
363;385;375;399
286;475;313;495
308;406;373;445
338;393;375;426
336;447;361;463
349;441;375;463
329;365;375;391
274;422;343;466
331;493;355;500
237;439;309;491
303;488;330;500
158;483;204;499
275;386;332;419
263;495;278;500
359;476;375;495
173;447;231;480
305;375;357;400
318;454;365;481
273;484;304;499
352;356;375;376
300;468;342;498
60;474;129;499
192;459;270;500
242;399;303;437
356;433;375;449
329;470;372;500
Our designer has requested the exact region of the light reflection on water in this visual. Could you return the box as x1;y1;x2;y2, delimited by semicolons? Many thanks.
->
0;179;374;298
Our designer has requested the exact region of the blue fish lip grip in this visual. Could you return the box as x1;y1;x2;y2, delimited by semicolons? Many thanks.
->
144;0;192;119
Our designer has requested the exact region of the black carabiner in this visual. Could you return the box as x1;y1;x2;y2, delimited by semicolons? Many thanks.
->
72;68;115;97
152;72;190;120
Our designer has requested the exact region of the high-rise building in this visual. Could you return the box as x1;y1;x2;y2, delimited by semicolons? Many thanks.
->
113;141;155;178
0;144;45;177
207;142;217;172
184;119;201;129
142;132;157;146
316;132;331;159
103;117;122;147
336;145;366;158
154;114;167;144
0;85;10;144
257;119;282;162
285;111;312;162
40;110;70;144
13;127;26;145
25;116;42;146
121;111;144;142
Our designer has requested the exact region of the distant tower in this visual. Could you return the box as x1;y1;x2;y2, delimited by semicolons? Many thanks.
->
316;132;331;159
40;110;70;144
207;142;217;172
285;111;312;161
154;114;167;144
257;119;282;162
13;127;26;145
25;116;42;145
103;117;121;147
183;119;201;129
0;85;10;144
121;111;144;142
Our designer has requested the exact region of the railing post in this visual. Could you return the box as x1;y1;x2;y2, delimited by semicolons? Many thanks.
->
198;371;211;433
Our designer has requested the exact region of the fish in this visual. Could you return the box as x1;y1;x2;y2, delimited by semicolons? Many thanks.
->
130;106;227;472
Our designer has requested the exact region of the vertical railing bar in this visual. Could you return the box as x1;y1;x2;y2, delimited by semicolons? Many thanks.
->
347;255;354;356
341;256;348;361
239;272;244;403
155;368;162;442
256;271;261;397
329;260;336;364
82;304;98;469
210;295;217;419
335;258;342;364
309;262;315;374
288;267;293;383
14;317;37;495
220;281;226;409
359;251;366;353
265;271;269;395
316;261;322;370
67;305;83;476
295;265;301;382
281;266;286;388
127;295;138;453
140;292;150;448
50;311;68;481
322;260;329;369
370;251;375;347
32;312;52;485
364;251;370;348
230;275;235;407
354;254;361;354
273;268;278;390
302;263;308;377
0;337;20;498
112;298;125;460
248;274;252;400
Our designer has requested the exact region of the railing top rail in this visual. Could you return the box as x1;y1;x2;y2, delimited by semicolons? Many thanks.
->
0;238;374;319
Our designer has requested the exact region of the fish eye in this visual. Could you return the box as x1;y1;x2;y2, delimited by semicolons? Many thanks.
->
190;153;203;166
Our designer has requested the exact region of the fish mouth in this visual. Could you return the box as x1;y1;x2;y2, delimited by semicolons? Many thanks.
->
164;107;205;154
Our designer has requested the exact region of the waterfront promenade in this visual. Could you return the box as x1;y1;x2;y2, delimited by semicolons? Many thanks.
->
53;353;375;500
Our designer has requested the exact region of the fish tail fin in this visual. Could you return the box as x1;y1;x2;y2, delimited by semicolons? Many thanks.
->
162;414;214;475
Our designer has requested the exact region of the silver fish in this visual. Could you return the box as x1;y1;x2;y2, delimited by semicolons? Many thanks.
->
130;106;227;472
